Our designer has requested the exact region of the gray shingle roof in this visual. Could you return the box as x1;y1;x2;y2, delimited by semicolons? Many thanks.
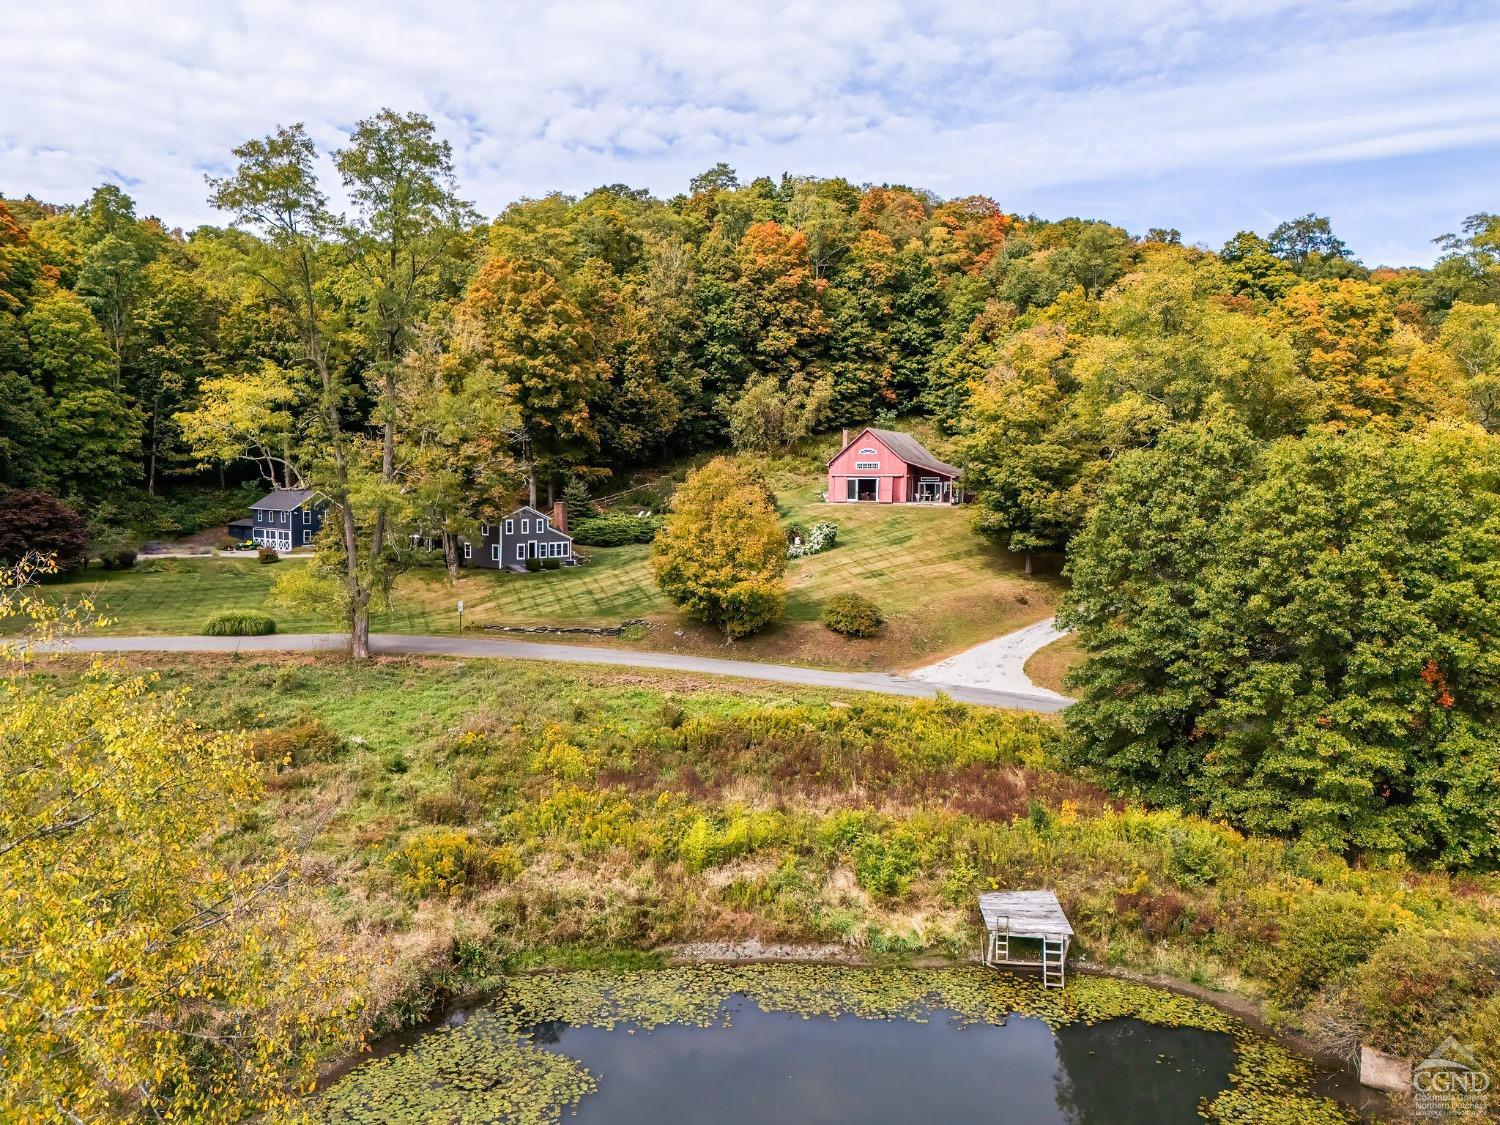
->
249;488;315;512
838;428;958;477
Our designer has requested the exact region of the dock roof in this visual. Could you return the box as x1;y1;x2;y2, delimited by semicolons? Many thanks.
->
978;890;1074;940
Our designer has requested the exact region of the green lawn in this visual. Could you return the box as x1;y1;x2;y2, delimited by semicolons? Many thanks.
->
23;553;666;638
25;465;1059;669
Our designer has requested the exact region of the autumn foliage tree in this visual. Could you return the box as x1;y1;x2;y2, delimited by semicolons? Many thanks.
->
458;255;607;503
0;559;360;1121
651;457;787;638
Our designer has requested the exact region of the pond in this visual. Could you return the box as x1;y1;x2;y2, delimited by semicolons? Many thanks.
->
527;999;1234;1123
315;966;1365;1124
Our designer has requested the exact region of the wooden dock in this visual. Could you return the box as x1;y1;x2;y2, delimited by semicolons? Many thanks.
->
979;890;1073;988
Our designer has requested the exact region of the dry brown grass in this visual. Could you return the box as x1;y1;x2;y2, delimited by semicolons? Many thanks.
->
1022;631;1085;694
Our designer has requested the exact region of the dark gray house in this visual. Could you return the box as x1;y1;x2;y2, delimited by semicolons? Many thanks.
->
248;489;327;551
463;504;575;572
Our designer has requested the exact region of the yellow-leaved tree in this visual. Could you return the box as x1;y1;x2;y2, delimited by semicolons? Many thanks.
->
650;457;787;638
0;555;361;1122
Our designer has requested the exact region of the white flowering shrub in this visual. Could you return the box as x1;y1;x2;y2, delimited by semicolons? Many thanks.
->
787;522;838;559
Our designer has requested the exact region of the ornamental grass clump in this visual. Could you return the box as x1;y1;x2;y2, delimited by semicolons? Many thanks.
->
202;611;277;636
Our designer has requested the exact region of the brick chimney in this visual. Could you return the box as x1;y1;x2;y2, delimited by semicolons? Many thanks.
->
551;499;568;534
841;427;849;447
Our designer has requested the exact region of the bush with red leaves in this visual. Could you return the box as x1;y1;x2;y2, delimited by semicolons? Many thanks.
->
0;489;89;570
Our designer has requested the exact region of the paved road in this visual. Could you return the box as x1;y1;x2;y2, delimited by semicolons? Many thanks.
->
911;616;1072;702
32;633;1071;714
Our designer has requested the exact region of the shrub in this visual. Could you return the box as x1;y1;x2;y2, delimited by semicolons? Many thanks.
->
787;521;837;559
821;592;884;637
99;548;138;570
853;832;921;899
1268;892;1407;1003
414;791;470;825
388;828;514;901
203;611;277;636
257;546;279;564
524;556;541;572
0;489;89;569
542;557;562;570
570;513;661;546
248;719;345;768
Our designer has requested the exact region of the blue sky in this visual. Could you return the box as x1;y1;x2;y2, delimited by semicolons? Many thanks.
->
5;1;1498;265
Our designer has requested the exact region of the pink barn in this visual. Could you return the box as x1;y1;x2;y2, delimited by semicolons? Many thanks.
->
827;427;960;504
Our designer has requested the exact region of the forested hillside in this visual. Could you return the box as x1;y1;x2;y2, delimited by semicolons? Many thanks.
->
6;131;1496;525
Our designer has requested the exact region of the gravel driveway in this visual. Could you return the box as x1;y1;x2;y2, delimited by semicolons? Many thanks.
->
909;616;1073;702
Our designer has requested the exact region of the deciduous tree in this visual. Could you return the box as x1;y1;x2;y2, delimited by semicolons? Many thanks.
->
651;457;786;637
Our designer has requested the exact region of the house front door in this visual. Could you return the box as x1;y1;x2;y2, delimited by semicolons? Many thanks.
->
847;477;879;502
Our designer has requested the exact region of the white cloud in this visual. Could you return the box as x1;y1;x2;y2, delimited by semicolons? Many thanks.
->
2;0;1497;263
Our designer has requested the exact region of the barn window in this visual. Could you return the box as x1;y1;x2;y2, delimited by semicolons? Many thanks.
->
858;447;877;454
855;461;879;470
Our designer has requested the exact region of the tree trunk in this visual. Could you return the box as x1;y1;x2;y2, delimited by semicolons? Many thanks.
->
1024;551;1034;576
442;531;461;583
546;476;555;506
528;464;537;508
351;601;371;660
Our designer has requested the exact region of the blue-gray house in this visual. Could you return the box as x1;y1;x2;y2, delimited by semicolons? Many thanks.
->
248;489;327;550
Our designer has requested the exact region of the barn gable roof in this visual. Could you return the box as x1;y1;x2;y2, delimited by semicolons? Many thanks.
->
250;488;316;512
830;428;958;477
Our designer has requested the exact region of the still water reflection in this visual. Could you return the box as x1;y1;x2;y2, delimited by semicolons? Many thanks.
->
531;996;1237;1124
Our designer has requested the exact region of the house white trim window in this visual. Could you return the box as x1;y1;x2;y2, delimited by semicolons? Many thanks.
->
855;461;879;470
520;518;530;533
491;544;500;562
538;515;547;529
303;508;312;525
256;511;263;523
463;543;473;560
480;522;489;536
515;544;525;561
504;519;514;534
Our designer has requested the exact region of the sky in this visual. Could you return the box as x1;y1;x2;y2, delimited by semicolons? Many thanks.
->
5;1;1499;267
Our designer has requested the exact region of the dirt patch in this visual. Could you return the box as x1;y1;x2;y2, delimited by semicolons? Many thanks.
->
661;939;857;964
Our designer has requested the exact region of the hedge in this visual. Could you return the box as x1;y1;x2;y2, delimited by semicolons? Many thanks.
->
570;513;661;546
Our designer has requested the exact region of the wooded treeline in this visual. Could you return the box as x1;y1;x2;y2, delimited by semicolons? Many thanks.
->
8;126;1495;527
